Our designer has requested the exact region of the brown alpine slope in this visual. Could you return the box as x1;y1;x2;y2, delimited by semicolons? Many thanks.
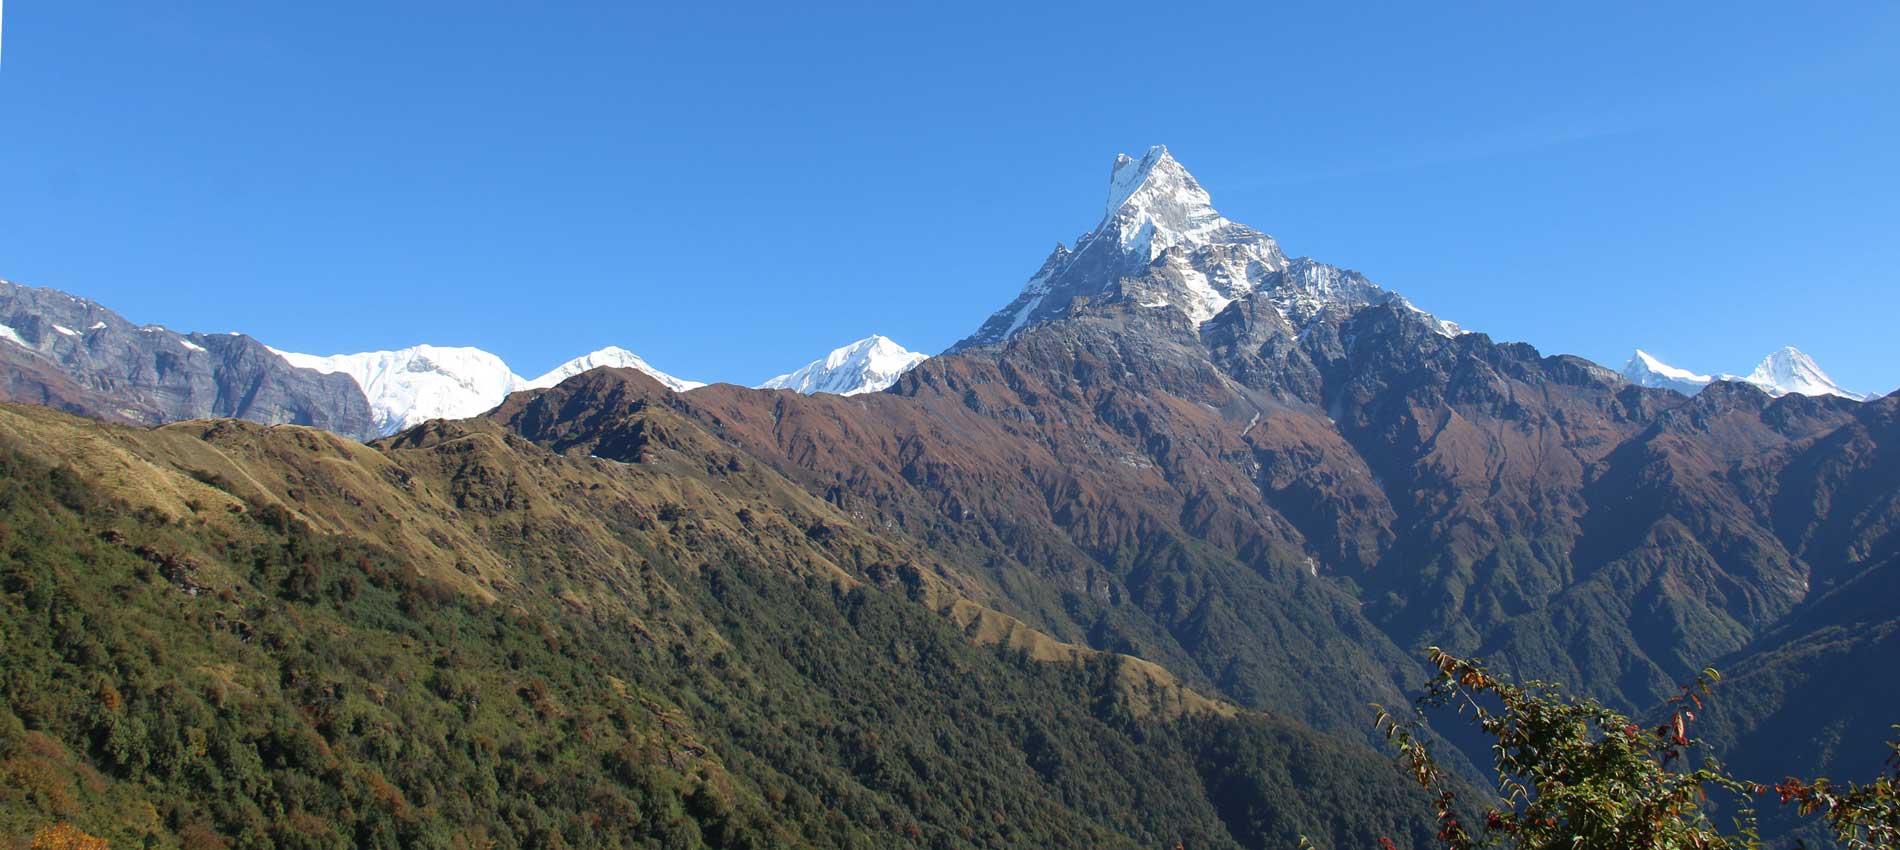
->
483;292;1896;790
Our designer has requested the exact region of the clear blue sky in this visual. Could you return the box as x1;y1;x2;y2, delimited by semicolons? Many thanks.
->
1;2;1895;392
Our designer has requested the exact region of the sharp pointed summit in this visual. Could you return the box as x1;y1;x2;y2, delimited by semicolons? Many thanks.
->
952;146;1455;351
1743;346;1867;400
1104;146;1175;211
1100;145;1227;252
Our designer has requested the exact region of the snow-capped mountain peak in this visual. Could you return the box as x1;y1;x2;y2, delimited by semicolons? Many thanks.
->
759;335;927;396
272;344;525;436
1101;145;1229;257
526;346;705;393
1621;349;1715;394
1743;346;1866;400
953;145;1455;350
272;343;703;436
1105;147;1172;214
1619;346;1870;401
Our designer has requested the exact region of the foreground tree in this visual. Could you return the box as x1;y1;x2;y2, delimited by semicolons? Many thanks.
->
1371;649;1900;850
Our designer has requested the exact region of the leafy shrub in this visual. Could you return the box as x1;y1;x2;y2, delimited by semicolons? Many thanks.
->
1369;649;1900;849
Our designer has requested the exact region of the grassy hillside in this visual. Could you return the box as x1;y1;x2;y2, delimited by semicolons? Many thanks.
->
0;406;1439;849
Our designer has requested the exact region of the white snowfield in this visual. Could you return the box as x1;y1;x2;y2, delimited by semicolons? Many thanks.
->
272;343;702;436
758;335;927;396
1621;346;1872;401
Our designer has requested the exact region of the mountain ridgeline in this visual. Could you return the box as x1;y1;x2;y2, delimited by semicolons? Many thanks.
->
0;283;926;441
0;147;1895;847
0;282;380;440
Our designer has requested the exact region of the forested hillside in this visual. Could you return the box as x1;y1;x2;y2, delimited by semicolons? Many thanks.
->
0;404;1438;849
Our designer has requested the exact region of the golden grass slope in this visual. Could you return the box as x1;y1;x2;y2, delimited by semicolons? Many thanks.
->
0;399;1235;721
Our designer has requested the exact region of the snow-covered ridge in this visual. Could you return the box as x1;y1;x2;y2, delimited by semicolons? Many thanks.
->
1621;349;1716;395
272;343;702;436
1629;350;1712;384
1620;347;1872;401
759;335;927;396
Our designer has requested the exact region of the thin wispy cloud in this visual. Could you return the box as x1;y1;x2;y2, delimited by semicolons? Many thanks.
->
1238;114;1642;188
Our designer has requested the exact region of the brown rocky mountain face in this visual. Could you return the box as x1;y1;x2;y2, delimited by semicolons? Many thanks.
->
483;290;1896;789
0;280;378;439
490;347;1431;741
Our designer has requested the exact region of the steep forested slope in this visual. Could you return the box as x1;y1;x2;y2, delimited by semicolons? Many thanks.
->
0;402;1438;849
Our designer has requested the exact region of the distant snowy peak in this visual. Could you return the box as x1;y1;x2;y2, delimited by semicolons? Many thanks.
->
273;343;703;436
759;336;927;396
272;344;525;436
1621;350;1715;395
955;145;1456;350
1619;347;1871;401
1743;347;1869;400
526;346;705;393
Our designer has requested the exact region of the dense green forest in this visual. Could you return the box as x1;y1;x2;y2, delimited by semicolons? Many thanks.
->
0;441;1437;849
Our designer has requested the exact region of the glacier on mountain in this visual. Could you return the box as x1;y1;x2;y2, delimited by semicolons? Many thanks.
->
271;345;526;436
758;335;927;396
